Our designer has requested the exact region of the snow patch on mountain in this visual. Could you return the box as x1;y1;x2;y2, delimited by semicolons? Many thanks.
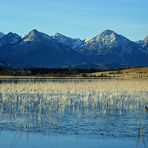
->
136;36;148;51
23;29;52;42
86;30;129;48
77;30;136;55
0;29;148;68
53;32;84;49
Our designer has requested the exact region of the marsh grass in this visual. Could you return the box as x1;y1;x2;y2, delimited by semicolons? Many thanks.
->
0;79;148;138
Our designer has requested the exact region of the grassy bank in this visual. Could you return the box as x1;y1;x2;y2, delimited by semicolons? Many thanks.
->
0;67;148;78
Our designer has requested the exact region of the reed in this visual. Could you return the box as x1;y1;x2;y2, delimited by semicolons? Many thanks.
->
0;79;148;131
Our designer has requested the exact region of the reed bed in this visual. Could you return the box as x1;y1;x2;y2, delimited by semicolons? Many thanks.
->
0;79;148;132
0;79;148;110
1;79;148;93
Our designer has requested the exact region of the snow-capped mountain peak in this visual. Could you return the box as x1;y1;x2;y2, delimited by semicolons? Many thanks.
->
23;29;52;42
136;36;148;51
86;29;130;47
77;29;138;56
144;36;148;51
0;29;148;68
99;29;116;37
87;30;117;45
54;32;68;43
53;32;84;49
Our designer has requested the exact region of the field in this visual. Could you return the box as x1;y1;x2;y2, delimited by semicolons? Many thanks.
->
90;67;148;78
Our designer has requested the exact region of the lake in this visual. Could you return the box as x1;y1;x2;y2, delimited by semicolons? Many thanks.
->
0;78;148;148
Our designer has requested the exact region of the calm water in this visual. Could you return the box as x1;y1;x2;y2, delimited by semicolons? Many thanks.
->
0;78;148;148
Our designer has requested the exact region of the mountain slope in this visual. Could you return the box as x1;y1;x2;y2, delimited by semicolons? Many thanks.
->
136;36;148;51
0;33;5;39
76;30;148;66
0;30;84;68
77;30;143;54
0;61;10;70
0;32;22;47
0;29;148;69
53;33;84;49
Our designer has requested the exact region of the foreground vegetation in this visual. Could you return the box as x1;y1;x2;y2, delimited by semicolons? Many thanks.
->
0;79;148;141
1;79;148;110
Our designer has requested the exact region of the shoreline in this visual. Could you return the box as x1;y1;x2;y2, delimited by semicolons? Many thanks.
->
0;67;148;79
0;75;148;79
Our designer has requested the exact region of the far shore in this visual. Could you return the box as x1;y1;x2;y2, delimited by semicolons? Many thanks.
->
0;75;148;79
0;67;148;79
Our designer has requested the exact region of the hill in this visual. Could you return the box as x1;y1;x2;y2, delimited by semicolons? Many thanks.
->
90;67;148;78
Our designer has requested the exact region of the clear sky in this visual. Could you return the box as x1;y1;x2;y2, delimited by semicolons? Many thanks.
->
0;0;148;41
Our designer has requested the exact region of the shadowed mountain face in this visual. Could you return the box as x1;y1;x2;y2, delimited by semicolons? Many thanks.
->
0;30;85;68
0;61;10;70
0;29;148;69
0;32;22;47
0;32;5;39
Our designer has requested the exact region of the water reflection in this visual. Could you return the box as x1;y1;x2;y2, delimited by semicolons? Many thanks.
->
9;131;22;148
0;92;148;141
145;106;148;112
136;127;145;148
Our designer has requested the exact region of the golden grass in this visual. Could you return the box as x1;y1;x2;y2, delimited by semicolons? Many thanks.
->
0;79;148;94
0;79;148;126
91;67;148;78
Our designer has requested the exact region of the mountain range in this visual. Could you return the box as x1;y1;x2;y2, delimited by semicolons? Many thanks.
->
0;29;148;69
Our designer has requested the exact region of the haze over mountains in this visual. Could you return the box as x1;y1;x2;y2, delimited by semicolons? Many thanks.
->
0;29;148;69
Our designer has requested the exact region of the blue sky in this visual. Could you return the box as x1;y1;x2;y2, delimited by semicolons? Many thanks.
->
0;0;148;41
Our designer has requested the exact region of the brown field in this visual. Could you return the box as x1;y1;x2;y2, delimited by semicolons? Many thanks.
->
90;67;148;78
